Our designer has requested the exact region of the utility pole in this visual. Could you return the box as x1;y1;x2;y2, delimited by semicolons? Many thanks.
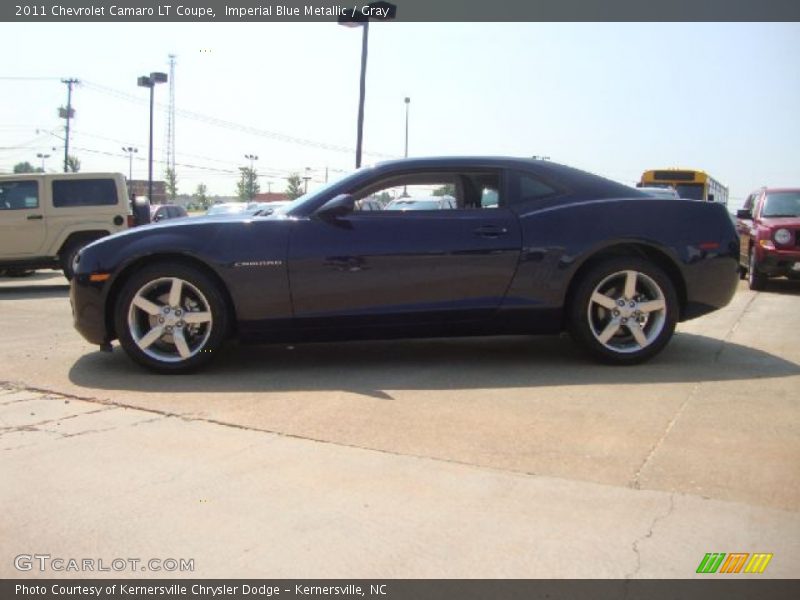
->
164;54;177;176
60;78;79;173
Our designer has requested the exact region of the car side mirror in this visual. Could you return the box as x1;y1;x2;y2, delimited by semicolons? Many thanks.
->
317;194;355;219
736;209;752;220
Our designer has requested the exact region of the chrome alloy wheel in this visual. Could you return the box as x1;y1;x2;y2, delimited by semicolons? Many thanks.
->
126;277;213;363
586;269;667;354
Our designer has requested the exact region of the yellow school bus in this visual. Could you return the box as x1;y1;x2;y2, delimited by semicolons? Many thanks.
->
639;169;728;206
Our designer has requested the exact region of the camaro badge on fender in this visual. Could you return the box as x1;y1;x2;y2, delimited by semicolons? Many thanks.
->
233;260;283;267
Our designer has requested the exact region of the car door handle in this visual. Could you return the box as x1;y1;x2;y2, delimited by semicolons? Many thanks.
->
473;225;508;238
26;214;43;220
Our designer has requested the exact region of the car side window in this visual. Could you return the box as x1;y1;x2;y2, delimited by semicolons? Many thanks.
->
508;171;558;206
52;179;117;207
0;180;38;210
351;171;502;212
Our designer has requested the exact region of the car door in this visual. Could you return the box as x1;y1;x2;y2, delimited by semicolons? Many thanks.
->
0;178;46;256
287;169;522;325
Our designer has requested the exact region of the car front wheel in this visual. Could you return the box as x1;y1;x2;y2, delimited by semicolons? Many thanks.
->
569;258;679;365
114;263;229;373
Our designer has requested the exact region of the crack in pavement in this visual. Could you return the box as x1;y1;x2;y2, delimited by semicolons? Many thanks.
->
629;383;699;490
629;292;759;490
713;291;759;363
624;492;677;580
0;406;119;433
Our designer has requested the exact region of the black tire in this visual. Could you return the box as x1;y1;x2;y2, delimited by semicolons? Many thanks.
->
568;257;679;365
61;238;94;280
114;262;229;373
748;249;766;291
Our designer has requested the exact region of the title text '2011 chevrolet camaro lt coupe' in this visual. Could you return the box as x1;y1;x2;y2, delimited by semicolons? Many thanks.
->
71;157;739;373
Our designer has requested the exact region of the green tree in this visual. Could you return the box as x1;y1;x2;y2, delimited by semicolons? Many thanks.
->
285;173;304;200
66;155;81;173
236;167;260;201
13;161;41;174
165;168;178;202
194;183;211;210
432;184;455;197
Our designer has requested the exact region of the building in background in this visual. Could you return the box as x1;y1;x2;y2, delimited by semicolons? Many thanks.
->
127;179;166;205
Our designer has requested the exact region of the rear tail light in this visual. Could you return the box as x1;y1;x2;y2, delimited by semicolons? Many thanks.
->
127;215;136;227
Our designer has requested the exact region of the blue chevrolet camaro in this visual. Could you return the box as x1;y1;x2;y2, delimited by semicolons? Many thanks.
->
71;157;739;373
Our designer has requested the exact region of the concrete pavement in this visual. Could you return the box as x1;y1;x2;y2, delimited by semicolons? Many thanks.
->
1;271;799;577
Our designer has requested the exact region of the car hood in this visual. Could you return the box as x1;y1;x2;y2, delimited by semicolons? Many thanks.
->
759;216;800;227
82;213;290;253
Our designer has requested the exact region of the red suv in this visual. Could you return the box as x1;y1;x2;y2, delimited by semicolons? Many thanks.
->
737;188;800;289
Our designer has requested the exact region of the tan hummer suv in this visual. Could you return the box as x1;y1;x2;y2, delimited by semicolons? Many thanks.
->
0;172;132;279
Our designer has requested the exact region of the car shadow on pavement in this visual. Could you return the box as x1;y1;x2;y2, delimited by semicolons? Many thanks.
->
68;332;800;398
759;278;800;296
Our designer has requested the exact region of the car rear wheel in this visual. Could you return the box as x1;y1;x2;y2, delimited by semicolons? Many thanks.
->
748;249;766;291
115;263;229;373
569;258;678;364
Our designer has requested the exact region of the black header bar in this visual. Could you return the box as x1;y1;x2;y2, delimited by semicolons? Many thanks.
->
3;0;800;22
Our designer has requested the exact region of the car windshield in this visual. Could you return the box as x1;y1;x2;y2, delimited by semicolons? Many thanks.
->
385;199;441;210
276;172;354;215
762;191;800;217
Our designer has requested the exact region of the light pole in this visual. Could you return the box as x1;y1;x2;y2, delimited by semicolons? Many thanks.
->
339;2;397;169
303;167;311;194
244;154;258;172
36;153;50;171
122;146;138;180
137;72;168;204
404;96;410;158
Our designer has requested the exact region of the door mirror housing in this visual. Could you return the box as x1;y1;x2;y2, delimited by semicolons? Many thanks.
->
736;209;753;220
317;194;355;219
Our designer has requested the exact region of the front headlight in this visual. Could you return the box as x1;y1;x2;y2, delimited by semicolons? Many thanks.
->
774;228;791;245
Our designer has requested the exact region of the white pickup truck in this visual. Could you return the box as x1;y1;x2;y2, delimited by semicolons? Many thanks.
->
0;172;146;279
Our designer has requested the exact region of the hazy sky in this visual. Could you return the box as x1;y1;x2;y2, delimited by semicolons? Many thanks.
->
1;22;798;205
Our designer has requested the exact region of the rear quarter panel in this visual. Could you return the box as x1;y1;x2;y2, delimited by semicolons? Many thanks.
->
504;197;739;318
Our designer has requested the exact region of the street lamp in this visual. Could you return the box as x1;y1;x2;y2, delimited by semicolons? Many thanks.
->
122;146;138;180
339;2;397;169
244;154;258;171
137;72;168;204
36;153;51;171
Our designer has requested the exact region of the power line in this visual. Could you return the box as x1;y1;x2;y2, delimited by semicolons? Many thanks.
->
80;80;398;159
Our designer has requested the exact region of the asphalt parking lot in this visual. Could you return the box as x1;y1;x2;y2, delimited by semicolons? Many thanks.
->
1;271;799;578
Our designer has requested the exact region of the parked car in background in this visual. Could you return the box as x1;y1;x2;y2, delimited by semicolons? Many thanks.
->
355;198;383;211
71;157;739;373
384;195;456;210
205;202;248;217
150;204;188;222
638;186;681;200
247;201;293;216
0;172;132;279
736;187;800;290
